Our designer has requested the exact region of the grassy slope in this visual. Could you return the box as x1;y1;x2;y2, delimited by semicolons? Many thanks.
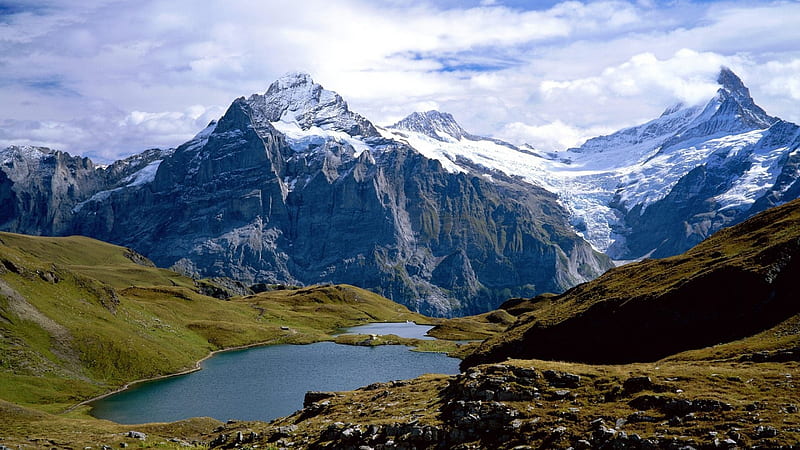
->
215;269;800;448
240;358;798;449
5;199;800;448
462;198;800;367
189;199;800;448
0;232;429;448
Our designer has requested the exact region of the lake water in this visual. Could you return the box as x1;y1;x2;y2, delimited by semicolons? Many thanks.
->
336;321;436;339
90;323;460;424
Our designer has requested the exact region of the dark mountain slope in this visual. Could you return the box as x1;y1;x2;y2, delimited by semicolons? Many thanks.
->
463;198;800;367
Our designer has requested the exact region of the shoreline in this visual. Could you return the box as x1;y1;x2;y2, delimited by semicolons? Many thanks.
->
62;337;293;415
62;321;438;416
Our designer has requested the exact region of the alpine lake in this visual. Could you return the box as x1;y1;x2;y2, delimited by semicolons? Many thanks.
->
89;323;460;424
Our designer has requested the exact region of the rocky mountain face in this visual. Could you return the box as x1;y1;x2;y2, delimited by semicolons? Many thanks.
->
0;74;611;316
462;198;800;367
0;146;168;235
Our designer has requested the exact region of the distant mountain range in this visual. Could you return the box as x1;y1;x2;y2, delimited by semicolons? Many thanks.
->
1;68;798;316
382;68;800;261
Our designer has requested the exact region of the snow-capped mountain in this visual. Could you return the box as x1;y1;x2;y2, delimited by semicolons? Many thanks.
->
546;67;794;259
248;72;379;140
391;111;470;142
0;73;610;316
2;68;797;315
380;68;799;261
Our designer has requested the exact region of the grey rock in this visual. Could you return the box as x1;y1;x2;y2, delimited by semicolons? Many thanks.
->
754;425;778;439
125;431;146;440
592;424;617;442
627;411;659;423
590;418;606;430
542;370;581;388
0;146;168;235
304;391;335;407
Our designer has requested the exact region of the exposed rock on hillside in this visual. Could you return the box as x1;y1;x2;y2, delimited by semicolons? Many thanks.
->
209;357;800;449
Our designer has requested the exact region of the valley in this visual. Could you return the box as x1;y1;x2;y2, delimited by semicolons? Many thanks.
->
0;67;799;449
0;199;797;449
0;231;452;447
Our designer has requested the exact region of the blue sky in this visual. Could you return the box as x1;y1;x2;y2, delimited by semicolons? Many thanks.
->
1;0;799;162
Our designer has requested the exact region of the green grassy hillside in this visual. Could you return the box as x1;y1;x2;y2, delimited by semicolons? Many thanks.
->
0;232;427;416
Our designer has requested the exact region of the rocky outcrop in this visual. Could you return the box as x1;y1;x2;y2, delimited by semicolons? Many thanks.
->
211;360;799;449
0;145;170;236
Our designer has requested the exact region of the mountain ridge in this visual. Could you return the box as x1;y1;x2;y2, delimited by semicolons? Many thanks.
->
390;110;470;142
3;67;800;315
0;74;611;316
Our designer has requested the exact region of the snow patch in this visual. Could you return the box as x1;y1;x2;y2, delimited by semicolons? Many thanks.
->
714;144;789;210
73;159;163;212
122;160;162;187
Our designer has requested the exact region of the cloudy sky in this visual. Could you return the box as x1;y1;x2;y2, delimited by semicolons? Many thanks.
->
1;0;799;163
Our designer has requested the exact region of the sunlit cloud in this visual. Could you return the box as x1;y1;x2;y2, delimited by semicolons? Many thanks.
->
498;120;614;152
0;0;799;162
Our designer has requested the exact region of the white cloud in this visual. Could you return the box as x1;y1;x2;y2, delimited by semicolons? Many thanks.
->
541;49;727;108
498;120;613;152
0;0;799;160
119;105;222;140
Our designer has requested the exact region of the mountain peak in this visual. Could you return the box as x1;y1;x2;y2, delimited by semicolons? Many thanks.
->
654;67;779;148
390;110;469;142
246;73;379;138
717;66;748;97
265;72;316;96
701;66;778;132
